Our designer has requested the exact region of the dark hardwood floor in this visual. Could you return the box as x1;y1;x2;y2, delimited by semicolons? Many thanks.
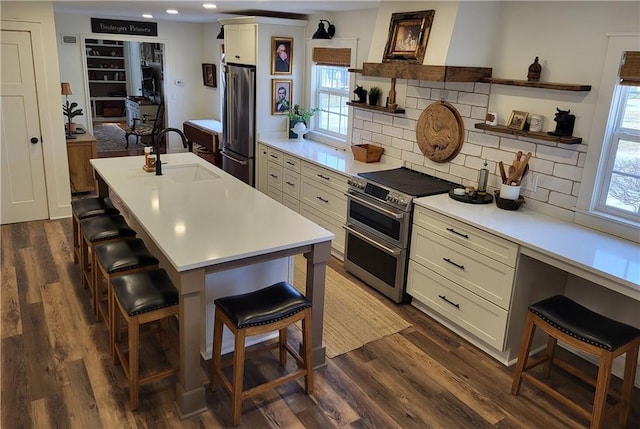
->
2;218;639;428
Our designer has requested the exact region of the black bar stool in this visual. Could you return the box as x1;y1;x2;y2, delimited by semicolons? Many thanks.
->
79;215;136;315
93;238;160;352
111;268;179;410
71;197;119;263
211;281;313;426
512;295;640;429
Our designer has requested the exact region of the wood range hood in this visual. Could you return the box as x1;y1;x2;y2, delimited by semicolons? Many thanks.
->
357;62;493;82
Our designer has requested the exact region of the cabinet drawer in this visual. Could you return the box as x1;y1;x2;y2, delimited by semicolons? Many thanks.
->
413;205;518;267
267;187;283;203
301;177;347;223
267;163;283;191
301;204;344;257
283;154;301;173
301;162;348;193
411;225;514;309
407;260;507;350
283;170;300;199
283;194;299;213
267;147;283;165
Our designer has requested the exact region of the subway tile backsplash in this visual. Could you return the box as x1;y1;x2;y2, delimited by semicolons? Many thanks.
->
350;80;586;221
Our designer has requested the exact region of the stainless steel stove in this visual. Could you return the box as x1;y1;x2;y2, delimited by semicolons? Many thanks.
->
344;167;458;303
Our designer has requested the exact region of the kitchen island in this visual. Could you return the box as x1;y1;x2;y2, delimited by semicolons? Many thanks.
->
91;153;334;418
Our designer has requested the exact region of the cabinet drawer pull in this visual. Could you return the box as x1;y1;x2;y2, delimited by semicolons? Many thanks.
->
270;173;279;179
317;174;330;181
285;181;295;187
443;257;465;270
439;295;460;309
269;154;279;159
446;227;469;239
286;161;295;166
316;196;329;203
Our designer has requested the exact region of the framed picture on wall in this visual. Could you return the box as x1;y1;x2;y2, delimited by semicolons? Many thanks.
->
272;79;292;115
202;63;216;88
383;10;435;63
271;37;293;75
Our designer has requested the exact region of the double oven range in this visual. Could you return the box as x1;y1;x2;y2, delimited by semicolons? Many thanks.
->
344;167;458;303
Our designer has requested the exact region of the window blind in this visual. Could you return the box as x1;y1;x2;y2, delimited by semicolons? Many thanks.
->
619;51;640;86
312;47;351;67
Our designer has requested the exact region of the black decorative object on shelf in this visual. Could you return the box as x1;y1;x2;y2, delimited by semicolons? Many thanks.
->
548;108;575;137
353;85;367;103
527;56;541;82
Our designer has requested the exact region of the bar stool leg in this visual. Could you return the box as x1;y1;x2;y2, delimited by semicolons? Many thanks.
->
279;328;287;366
543;336;557;377
591;353;613;429
232;330;246;426
72;215;80;263
129;315;140;410
620;344;639;426
512;313;536;395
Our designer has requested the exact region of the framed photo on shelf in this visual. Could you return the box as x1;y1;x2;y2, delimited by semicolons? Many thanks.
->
272;79;292;115
383;10;435;63
271;37;293;75
202;63;216;88
507;110;529;130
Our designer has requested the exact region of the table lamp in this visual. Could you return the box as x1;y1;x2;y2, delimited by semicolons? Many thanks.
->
61;82;75;139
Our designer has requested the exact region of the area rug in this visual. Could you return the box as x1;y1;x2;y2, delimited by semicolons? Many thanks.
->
293;255;412;358
93;123;127;152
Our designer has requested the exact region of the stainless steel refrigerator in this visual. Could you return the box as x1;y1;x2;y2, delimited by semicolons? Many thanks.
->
222;64;256;186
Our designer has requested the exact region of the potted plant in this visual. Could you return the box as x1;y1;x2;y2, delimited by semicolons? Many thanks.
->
285;103;319;139
368;86;381;106
63;100;84;132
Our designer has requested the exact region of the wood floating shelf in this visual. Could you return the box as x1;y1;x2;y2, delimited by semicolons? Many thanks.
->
479;77;591;92
360;62;493;82
474;123;582;144
347;101;405;114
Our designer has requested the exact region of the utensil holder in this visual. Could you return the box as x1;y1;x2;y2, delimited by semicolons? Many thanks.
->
500;183;521;200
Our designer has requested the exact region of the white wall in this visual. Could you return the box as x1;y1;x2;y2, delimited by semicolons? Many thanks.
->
1;1;72;219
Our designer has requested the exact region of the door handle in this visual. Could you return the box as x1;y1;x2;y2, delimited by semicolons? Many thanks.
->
221;151;248;165
343;225;402;256
31;137;39;144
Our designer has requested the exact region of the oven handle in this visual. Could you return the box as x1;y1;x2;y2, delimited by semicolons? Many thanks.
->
343;225;402;256
345;193;405;219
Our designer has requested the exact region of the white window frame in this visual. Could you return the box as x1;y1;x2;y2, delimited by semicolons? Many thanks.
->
304;38;358;149
313;65;350;139
576;34;640;243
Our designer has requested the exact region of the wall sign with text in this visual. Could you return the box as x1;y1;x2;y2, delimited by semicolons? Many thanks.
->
91;18;158;37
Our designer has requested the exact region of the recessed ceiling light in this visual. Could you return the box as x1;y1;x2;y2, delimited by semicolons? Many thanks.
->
166;9;179;14
142;13;153;19
203;3;217;9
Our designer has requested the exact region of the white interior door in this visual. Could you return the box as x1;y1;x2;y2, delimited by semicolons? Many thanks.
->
1;29;48;224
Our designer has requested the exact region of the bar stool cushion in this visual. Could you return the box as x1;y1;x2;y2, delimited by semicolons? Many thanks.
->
81;215;136;243
72;197;119;219
94;239;159;273
112;269;179;316
529;295;640;351
215;281;311;329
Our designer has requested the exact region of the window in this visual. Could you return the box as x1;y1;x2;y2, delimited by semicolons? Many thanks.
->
577;40;640;242
596;84;640;221
314;65;349;138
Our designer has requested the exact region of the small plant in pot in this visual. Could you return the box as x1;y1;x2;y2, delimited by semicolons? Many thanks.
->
285;102;319;139
368;86;381;106
63;101;84;133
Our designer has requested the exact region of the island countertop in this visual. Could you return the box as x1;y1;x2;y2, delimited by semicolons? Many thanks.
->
91;153;334;272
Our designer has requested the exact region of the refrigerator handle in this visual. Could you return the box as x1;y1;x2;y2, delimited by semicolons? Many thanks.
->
221;151;248;166
227;73;237;145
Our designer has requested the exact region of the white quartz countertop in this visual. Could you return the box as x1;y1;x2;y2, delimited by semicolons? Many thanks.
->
259;137;404;177
415;193;640;299
91;153;334;272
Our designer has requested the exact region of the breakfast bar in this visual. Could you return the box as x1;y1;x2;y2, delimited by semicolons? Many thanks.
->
91;153;334;418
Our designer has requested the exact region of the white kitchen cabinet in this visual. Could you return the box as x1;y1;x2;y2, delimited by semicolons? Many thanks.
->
256;143;269;194
407;204;518;351
224;24;257;66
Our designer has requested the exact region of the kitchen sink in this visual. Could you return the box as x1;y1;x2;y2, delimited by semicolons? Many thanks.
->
162;164;220;182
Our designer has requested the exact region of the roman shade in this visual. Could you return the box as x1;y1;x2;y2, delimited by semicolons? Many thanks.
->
619;51;640;86
312;47;351;67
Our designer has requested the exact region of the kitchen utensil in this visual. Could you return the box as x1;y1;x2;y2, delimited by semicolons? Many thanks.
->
516;164;530;186
508;164;517;183
509;151;532;184
499;161;508;184
477;159;489;194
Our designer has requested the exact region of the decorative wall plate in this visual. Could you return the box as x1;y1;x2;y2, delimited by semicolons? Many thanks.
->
416;101;464;162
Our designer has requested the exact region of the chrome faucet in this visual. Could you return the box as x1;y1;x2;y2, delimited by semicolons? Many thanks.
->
154;127;192;175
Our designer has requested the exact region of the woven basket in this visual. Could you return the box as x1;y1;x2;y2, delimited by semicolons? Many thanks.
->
351;144;384;163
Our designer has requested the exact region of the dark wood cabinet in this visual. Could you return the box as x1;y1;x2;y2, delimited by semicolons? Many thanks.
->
183;120;222;167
